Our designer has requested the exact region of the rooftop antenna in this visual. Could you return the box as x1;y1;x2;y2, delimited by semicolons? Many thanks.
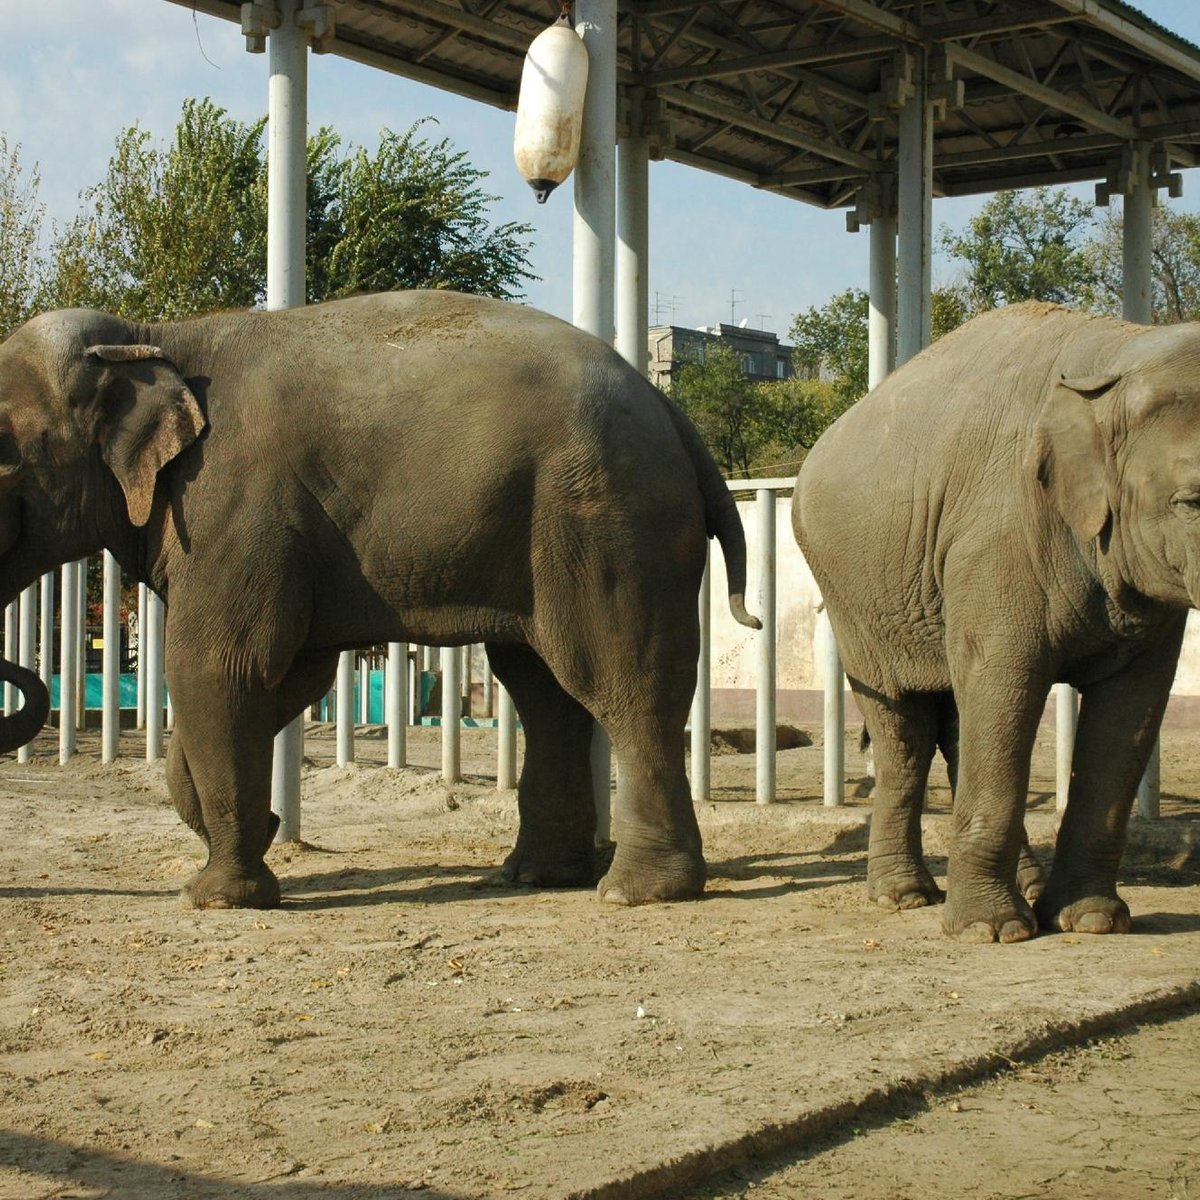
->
756;312;771;331
729;288;744;326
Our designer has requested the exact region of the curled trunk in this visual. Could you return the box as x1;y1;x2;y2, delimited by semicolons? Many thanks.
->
0;656;50;754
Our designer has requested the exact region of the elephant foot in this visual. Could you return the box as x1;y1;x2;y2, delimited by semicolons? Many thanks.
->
942;887;1037;944
182;862;281;910
499;839;599;889
868;864;944;912
1035;889;1131;935
597;848;706;905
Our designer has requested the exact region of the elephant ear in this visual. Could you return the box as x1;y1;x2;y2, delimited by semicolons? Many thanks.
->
88;344;206;527
1026;373;1119;542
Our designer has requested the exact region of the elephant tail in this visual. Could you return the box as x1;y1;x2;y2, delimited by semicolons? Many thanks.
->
659;397;762;631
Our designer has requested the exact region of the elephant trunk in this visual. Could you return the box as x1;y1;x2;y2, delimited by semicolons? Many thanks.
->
0;656;50;755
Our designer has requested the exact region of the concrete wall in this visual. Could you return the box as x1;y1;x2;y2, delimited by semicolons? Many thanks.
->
708;496;1200;728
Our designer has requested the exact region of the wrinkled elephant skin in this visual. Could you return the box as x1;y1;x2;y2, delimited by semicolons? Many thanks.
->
795;302;1198;942
0;291;759;909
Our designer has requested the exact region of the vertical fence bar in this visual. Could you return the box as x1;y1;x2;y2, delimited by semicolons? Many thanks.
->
497;680;517;790
39;572;54;695
441;645;461;782
1054;682;1077;814
755;489;777;805
336;650;355;765
59;561;78;764
17;584;37;765
358;653;371;724
75;559;87;729
136;583;147;730
4;601;16;715
821;611;844;807
690;547;711;803
145;590;165;761
483;657;494;719
462;644;474;718
386;641;407;768
102;552;121;764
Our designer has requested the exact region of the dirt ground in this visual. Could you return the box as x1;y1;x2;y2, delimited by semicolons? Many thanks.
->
1;719;1199;1200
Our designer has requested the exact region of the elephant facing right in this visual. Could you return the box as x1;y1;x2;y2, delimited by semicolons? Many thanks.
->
794;301;1200;943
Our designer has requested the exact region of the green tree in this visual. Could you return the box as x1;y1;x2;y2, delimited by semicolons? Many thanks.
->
940;187;1097;311
790;287;869;402
0;137;49;338
670;343;767;478
1085;204;1200;323
46;100;535;321
50;98;267;318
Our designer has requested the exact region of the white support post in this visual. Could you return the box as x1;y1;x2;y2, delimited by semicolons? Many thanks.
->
756;489;777;805
386;641;407;768
690;548;711;802
574;0;618;844
145;590;165;762
821;611;844;807
136;583;147;729
39;572;54;696
17;583;37;765
1054;682;1077;814
616;130;649;375
483;657;494;719
497;680;517;791
336;650;355;765
462;644;473;719
868;210;897;390
4;601;16;716
1123;144;1159;820
101;552;121;764
897;51;932;367
441;645;461;783
264;0;309;844
76;558;87;730
59;561;78;764
358;653;371;723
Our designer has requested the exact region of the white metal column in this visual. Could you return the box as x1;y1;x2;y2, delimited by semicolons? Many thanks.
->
59;562;78;764
497;681;517;791
441;645;461;782
690;549;711;802
869;211;897;389
38;572;54;697
336;651;354;765
755;489;777;804
101;552;121;764
17;583;36;765
616;131;649;375
136;583;147;729
574;0;617;844
386;642;407;768
1124;144;1159;819
145;590;165;761
263;0;309;843
4;602;15;715
897;53;932;367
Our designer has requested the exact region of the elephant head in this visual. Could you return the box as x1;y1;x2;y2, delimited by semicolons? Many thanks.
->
1028;322;1200;610
0;309;206;752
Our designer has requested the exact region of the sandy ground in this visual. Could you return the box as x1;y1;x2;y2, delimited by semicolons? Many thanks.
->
1;719;1198;1199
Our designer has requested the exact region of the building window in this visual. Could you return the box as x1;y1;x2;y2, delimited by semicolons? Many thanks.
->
776;358;787;379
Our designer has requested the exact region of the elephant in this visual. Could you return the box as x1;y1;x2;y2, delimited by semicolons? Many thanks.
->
0;289;759;909
794;300;1199;943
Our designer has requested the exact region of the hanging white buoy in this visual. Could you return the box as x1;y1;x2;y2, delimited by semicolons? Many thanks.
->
513;10;589;204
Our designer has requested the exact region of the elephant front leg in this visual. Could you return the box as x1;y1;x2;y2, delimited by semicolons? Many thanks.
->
943;667;1048;944
167;666;283;910
1036;629;1183;935
853;687;943;911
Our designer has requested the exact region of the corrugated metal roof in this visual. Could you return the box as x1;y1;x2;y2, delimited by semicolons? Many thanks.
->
169;0;1200;209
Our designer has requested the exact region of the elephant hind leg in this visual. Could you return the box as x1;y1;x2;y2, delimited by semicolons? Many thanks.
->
486;642;599;888
853;684;943;912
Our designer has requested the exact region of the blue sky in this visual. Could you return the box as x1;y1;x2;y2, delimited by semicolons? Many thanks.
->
4;1;1200;334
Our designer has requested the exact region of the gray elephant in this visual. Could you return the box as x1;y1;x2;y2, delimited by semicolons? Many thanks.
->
0;290;758;909
794;300;1196;943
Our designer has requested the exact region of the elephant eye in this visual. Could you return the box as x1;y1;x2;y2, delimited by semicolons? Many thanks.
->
1170;486;1200;517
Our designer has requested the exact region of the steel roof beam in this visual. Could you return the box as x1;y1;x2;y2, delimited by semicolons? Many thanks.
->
807;0;920;41
946;43;1135;139
1047;0;1200;85
661;85;875;169
643;34;895;85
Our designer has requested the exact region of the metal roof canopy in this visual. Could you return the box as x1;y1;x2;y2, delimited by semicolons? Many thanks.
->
171;0;1200;210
